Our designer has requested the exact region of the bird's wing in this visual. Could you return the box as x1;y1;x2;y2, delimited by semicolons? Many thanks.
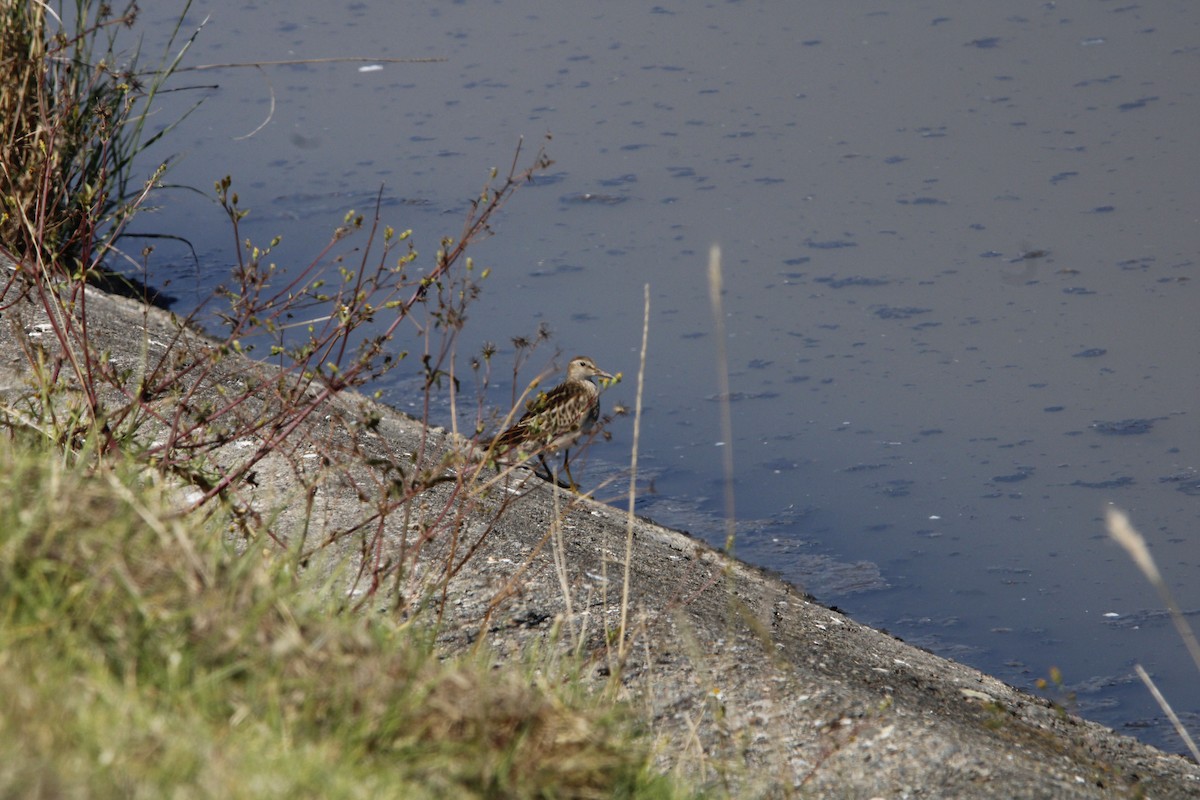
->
493;383;591;450
521;383;579;418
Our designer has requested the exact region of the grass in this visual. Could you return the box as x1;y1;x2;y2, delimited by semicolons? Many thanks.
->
0;0;198;277
0;431;687;799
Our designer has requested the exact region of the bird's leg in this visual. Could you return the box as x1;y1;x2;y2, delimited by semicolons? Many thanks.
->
562;449;580;493
536;453;572;490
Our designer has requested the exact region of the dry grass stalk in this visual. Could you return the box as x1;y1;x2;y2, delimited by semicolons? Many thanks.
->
706;245;737;554
618;282;651;660
1106;507;1200;673
1106;506;1200;760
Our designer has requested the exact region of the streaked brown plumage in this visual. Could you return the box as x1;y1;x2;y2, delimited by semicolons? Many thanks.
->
491;355;614;487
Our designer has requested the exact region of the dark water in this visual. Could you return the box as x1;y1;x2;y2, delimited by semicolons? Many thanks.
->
132;2;1200;753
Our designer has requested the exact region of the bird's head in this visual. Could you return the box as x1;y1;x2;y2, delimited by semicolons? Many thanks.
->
568;355;615;384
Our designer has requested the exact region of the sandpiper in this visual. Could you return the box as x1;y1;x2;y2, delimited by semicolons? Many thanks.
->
490;355;615;489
